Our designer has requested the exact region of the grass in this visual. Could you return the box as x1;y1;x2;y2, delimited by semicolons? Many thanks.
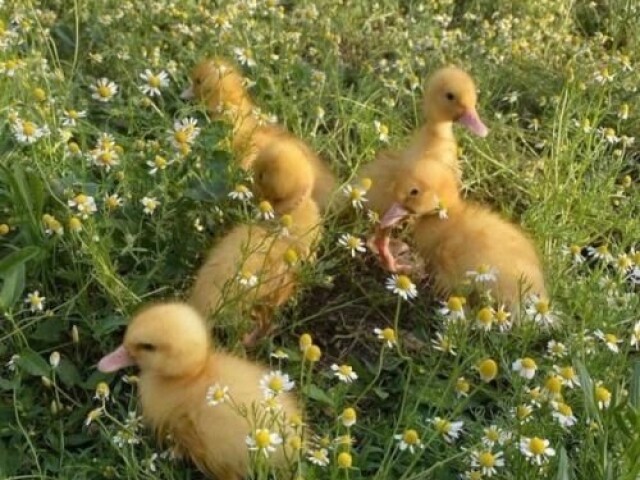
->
1;0;639;479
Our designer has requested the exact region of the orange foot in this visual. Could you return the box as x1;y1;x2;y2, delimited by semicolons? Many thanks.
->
367;229;415;274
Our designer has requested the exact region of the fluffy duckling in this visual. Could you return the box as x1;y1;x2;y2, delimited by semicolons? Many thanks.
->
181;58;336;210
379;161;546;305
189;139;322;344
98;302;299;480
360;66;487;217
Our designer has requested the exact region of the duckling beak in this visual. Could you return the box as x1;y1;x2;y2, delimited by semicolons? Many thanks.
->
457;108;488;137
180;84;194;100
380;202;410;229
98;345;135;373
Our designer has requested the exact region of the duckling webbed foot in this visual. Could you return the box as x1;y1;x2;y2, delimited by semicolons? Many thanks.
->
367;230;414;274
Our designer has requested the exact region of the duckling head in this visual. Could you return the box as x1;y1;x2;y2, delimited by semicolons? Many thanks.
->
253;139;314;214
423;66;488;137
98;302;209;378
180;58;246;110
380;160;460;228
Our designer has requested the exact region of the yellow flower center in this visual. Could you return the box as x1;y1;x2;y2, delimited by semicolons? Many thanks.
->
99;151;115;165
148;75;161;88
485;429;499;442
477;307;494;326
536;300;550;314
378;124;389;135
174;130;189;144
447;296;464;311
350;188;363;200
304;344;321;362
346;236;360;249
284;248;299;265
381;328;395;342
617;256;632;269
495;309;509;323
280;214;293;228
521;357;536;369
559;366;575;380
456;377;470;393
98;84;112;98
478;451;496;468
360;177;372;190
478;359;498;381
212;388;225;401
235;184;249;194
529;437;546;455
468;472;483;480
342;407;356;422
33;88;46;101
595;386;611;402
106;196;119;209
557;402;572;416
477;264;490;274
403;429;419;444
570;245;581;255
254;429;271;448
0;224;9;236
545;376;563;394
154;155;167;168
337;452;352;468
516;405;531;419
69;217;82;231
605;334;618;344
268;376;283;393
339;365;353;376
259;200;273;214
68;142;80;154
597;245;609;255
95;382;110;399
68;110;79;119
396;275;412;290
288;435;302;450
74;194;88;205
299;333;312;350
604;128;615;138
22;121;36;136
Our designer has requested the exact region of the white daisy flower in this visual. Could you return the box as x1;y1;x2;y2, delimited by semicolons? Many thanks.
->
586;244;614;263
233;47;256;67
228;184;254;202
338;234;366;257
170;117;201;148
466;264;498;284
594;330;622;353
61;109;87;127
237;270;258;287
494;305;513;332
259;370;295;398
90;77;118;102
385;274;418;300
270;349;289;360
146;155;171;175
561;244;584;265
205;383;230;407
551;401;577;429
431;332;456;356
431;417;464;443
525;294;557;327
342;184;368;210
256;200;275;220
519;436;555;465
141;196;160;215
470;449;505;477
394;429;423;454
12;120;48;144
553;365;580;388
546;339;567;358
139;69;170;97
246;429;282;458
331;364;358;383
25;290;45;312
68;194;98;218
307;448;330;466
438;296;466;322
374;120;389;142
512;357;537;380
595;383;612;410
374;327;397;348
482;425;511;448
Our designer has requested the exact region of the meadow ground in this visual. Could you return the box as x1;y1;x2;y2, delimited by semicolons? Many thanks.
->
1;0;639;479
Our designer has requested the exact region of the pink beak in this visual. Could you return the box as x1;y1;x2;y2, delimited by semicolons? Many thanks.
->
180;84;194;100
98;345;136;373
457;108;488;137
380;203;410;229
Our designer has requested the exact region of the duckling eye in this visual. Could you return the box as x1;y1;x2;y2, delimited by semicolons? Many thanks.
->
138;343;156;352
409;188;420;197
445;92;455;101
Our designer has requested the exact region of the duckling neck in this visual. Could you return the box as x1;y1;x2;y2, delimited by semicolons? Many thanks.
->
288;198;320;236
422;120;456;147
231;108;260;150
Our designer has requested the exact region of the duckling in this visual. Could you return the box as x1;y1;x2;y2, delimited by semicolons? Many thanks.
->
181;58;336;210
188;139;322;344
98;302;299;480
360;66;488;217
379;160;546;305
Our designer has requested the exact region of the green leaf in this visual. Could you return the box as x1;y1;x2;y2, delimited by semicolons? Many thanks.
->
576;359;600;422
16;349;50;377
0;263;25;312
303;383;334;407
57;358;81;387
0;246;41;274
556;446;571;480
630;360;640;410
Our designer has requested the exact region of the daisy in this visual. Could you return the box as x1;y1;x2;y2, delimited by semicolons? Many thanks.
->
519;436;555;465
42;214;63;236
233;47;256;67
466;264;498;284
105;193;124;210
494;305;512;332
614;253;634;274
395;429;423;453
337;452;352;469
561;244;584;265
512;357;537;380
475;307;495;331
431;417;464;443
259;371;295;398
91;148;120;171
246;429;282;458
340;407;357;427
146;155;171;175
331;364;358;383
438;296;466;321
139;69;170;97
12;120;48;144
255;200;274;220
49;351;60;368
586;244;614;263
551;401;577;429
435;196;448;219
554;365;580;388
455;377;471;398
525;294;557;327
342;184;368;209
385;274;417;300
25;290;45;312
595;384;612;409
61;109;86;127
338;234;366;257
525;386;544;407
90;78;118;102
374;327;397;348
594;330;622;353
477;358;498;383
482;425;510;448
170;117;200;148
270;349;289;360
141;197;160;215
542;375;563;400
546;339;567;358
68;194;97;218
374;120;389;142
205;384;230;406
432;332;456;356
302;447;330;469
470;449;505;477
228;184;253;202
